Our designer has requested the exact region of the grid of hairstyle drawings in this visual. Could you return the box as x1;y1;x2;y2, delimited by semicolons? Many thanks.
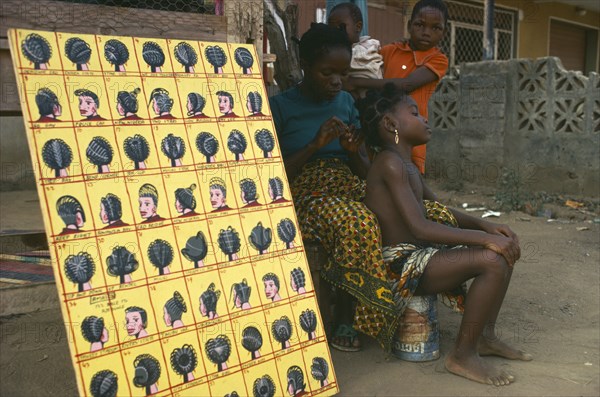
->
10;29;338;397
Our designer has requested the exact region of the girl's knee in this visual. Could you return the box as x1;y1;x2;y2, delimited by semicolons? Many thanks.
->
482;249;509;275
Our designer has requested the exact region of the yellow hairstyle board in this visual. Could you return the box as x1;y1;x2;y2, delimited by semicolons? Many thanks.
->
9;28;338;397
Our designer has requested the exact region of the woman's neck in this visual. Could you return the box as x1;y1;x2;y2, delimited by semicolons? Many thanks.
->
298;82;325;102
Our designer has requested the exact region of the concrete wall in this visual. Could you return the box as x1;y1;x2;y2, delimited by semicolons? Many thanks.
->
0;117;35;191
426;56;599;196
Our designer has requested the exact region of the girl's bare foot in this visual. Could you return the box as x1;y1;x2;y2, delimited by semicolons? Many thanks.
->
445;351;515;386
478;338;533;361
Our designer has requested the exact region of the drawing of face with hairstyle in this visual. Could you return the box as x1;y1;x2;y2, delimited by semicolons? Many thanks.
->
125;306;148;339
209;177;230;212
262;273;281;302
216;91;237;118
138;183;165;223
75;89;105;121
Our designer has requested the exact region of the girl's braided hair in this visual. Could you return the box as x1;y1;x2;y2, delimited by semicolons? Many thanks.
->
355;84;410;148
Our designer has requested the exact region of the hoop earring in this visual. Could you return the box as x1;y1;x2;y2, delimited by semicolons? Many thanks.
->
394;129;399;145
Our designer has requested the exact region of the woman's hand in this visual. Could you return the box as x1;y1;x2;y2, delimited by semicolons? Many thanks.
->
339;125;363;153
484;234;521;267
312;116;347;149
482;222;520;244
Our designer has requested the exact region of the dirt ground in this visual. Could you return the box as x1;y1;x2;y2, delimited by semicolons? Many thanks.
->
0;185;598;396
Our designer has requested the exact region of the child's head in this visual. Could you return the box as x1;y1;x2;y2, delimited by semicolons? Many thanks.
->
298;23;352;101
408;0;448;51
357;84;430;149
328;2;363;44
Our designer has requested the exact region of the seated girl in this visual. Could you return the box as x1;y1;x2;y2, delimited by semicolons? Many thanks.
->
358;85;532;385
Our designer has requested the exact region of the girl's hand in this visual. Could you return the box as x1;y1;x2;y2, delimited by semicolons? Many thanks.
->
484;234;521;267
482;222;520;244
312;117;346;149
339;125;363;153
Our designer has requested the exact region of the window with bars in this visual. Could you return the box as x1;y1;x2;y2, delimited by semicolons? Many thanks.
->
54;0;217;14
439;0;517;67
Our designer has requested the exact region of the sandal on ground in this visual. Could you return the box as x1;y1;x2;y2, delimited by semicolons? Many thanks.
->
330;324;361;352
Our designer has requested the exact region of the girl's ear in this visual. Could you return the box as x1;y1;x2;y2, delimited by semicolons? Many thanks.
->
382;114;396;133
355;21;363;34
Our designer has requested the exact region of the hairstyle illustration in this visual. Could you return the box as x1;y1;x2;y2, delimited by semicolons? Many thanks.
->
170;344;197;384
253;375;276;397
241;326;263;360
231;278;252;310
86;136;113;173
199;282;221;319
161;133;186;167
234;47;253;74
65;37;91;70
35;87;61;121
277;218;297;249
147;239;174;275
42;138;72;177
290;268;306;294
249;222;272;254
164;291;187;328
227;129;247;161
205;334;231;371
104;39;129;71
133;354;161;396
174;42;198;73
246;91;263;115
148;88;174;117
204;45;227;73
239;178;259;205
217;226;241;261
142;41;165;72
262;272;281;302
268;177;285;202
254;128;275;158
125;306;148;339
116;88;141;118
89;369;118;397
81;315;108;351
287;366;307;396
187;92;206;116
174;184;197;215
195;131;219;163
64;252;95;292
310;357;329;387
225;392;240;397
56;195;86;231
21;33;52;69
181;231;208;268
271;316;293;350
100;193;125;228
123;134;150;170
106;245;139;284
299;309;317;340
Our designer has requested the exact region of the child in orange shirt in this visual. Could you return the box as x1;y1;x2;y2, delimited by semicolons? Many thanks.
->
347;0;449;174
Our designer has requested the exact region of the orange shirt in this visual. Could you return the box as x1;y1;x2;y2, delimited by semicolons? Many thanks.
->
380;42;448;173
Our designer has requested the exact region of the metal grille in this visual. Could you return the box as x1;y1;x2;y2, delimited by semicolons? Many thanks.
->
440;0;517;67
55;0;217;14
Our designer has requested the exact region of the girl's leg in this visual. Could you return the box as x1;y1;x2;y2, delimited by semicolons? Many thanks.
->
415;247;522;386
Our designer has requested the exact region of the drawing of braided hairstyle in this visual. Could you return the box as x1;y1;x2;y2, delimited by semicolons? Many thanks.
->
239;178;258;203
175;184;197;212
225;392;239;397
181;231;207;268
299;309;317;340
227;129;247;161
195;132;219;163
268;177;284;201
89;369;118;397
290;268;306;292
218;226;241;261
205;334;231;371
170;344;197;383
253;375;276;397
247;91;262;114
271;316;293;350
249;222;272;254
241;326;263;360
133;354;161;396
234;47;254;74
164;291;187;325
187;92;206;116
116;88;141;116
200;283;220;317
277;218;297;249
254;128;275;158
204;45;227;73
64;37;91;70
310;357;329;387
231;279;251;309
56;195;86;227
161;133;186;167
104;39;129;71
106;246;138;284
35;87;60;119
142;41;165;72
148;88;174;115
21;33;52;69
147;239;173;276
174;42;198;73
41;138;72;177
86;136;113;173
64;252;95;292
100;193;122;223
123;134;150;170
81;316;105;343
287;366;306;395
